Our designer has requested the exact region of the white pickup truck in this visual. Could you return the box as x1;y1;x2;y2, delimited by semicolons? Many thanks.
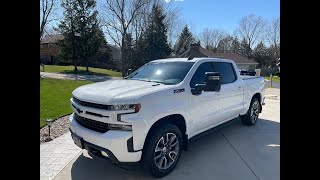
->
69;57;265;177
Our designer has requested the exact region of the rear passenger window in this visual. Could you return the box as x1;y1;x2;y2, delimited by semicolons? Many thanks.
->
190;62;214;88
212;62;237;84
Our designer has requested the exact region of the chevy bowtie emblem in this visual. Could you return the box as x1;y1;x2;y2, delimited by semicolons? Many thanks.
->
76;107;83;114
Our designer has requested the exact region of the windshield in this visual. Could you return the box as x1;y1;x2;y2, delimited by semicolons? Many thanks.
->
127;61;195;85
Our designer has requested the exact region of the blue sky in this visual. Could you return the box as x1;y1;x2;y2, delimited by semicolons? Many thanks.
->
170;0;280;34
44;0;279;44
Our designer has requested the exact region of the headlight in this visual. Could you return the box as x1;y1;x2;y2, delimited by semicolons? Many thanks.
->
108;124;132;131
110;103;141;112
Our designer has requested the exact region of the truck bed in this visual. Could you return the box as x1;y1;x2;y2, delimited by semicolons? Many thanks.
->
241;76;265;113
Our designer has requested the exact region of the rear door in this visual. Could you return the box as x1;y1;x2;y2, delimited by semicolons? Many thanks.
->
212;62;243;121
188;62;224;135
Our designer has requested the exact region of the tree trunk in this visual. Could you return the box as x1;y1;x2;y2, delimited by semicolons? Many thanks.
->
121;45;126;77
86;62;89;73
74;64;78;73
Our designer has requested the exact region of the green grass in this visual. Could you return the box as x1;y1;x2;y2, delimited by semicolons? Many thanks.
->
40;78;92;127
40;65;122;77
265;76;280;83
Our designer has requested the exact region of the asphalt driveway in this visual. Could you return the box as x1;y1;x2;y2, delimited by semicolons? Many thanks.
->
54;98;279;180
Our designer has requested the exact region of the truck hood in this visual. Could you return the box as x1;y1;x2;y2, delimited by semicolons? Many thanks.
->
72;79;170;104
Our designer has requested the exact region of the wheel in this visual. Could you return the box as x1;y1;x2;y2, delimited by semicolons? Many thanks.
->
241;98;261;126
141;124;183;178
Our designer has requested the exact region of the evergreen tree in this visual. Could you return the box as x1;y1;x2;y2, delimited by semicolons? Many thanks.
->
174;25;196;57
57;0;105;72
253;41;269;67
144;4;172;61
239;38;252;58
122;33;135;71
231;37;241;53
267;44;279;67
132;35;148;70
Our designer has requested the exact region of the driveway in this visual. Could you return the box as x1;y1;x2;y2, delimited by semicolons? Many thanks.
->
53;97;279;180
40;72;122;82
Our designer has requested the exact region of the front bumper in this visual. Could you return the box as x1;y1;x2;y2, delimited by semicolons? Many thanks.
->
69;113;142;162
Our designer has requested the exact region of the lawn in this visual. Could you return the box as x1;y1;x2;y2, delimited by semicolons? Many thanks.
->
265;76;280;83
40;65;122;77
40;78;92;127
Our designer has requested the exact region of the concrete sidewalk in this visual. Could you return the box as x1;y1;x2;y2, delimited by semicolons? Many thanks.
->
50;97;279;180
40;132;82;180
40;72;122;82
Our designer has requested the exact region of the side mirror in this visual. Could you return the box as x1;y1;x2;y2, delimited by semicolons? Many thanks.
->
123;69;133;79
191;72;221;95
204;72;221;91
127;69;132;76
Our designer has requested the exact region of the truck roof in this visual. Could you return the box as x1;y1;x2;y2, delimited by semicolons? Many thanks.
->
151;57;235;64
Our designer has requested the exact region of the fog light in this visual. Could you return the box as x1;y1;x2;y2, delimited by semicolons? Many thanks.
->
108;124;132;131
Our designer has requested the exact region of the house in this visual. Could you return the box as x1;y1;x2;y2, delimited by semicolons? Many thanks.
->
40;34;64;64
179;43;259;71
40;34;121;67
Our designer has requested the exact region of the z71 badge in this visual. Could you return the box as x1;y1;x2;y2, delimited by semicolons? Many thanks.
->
174;88;185;94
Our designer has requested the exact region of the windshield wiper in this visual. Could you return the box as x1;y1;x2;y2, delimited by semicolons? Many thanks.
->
148;80;165;85
129;79;165;85
129;78;152;82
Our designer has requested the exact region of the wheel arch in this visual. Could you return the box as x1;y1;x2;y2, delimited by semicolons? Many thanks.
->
143;114;189;152
252;92;262;112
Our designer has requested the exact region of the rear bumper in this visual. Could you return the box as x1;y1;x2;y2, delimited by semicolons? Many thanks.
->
69;113;142;162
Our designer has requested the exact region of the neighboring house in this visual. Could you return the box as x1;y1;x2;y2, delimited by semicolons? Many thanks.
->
179;43;259;71
40;34;121;67
105;44;121;63
40;34;64;64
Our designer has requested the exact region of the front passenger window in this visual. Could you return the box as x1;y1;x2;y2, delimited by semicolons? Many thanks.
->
190;62;214;88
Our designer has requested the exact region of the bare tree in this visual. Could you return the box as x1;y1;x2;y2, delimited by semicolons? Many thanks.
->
160;0;183;46
100;0;151;76
199;28;227;51
266;17;280;59
235;14;266;57
40;0;58;43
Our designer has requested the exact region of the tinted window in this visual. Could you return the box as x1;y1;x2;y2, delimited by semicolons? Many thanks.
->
127;62;194;85
190;62;214;88
213;62;237;84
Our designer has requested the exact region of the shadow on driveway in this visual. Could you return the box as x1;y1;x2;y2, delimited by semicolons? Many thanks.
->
64;118;279;180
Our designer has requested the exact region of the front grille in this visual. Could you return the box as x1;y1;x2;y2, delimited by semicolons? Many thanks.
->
74;113;109;133
73;97;112;110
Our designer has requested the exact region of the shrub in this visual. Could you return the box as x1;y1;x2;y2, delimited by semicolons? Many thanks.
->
274;71;280;77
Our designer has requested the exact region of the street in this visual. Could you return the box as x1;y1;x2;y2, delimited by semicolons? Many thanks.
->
264;79;280;89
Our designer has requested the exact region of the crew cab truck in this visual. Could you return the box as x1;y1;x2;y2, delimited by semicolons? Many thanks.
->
69;57;265;177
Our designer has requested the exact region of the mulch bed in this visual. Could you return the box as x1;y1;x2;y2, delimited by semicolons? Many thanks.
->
40;115;71;144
